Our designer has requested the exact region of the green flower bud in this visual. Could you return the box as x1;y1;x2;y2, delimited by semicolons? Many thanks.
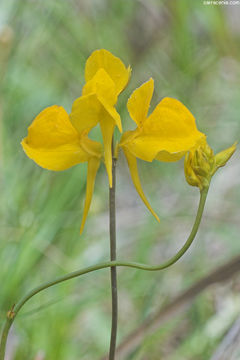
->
213;142;237;175
184;141;237;191
184;152;201;188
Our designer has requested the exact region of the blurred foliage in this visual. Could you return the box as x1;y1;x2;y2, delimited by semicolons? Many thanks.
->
0;0;240;359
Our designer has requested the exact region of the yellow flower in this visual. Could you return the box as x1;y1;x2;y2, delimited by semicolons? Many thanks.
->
70;49;131;187
185;140;237;190
119;78;206;220
21;105;102;234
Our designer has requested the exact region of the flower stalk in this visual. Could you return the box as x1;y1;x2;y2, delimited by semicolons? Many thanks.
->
109;140;118;360
0;188;208;360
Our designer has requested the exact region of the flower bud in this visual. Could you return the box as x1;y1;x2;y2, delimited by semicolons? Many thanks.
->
213;142;237;174
184;141;237;191
184;152;203;189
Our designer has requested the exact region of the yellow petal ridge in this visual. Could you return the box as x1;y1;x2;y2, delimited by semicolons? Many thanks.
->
123;148;160;222
80;157;101;234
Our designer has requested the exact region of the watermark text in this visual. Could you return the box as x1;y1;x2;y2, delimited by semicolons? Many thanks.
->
203;0;240;5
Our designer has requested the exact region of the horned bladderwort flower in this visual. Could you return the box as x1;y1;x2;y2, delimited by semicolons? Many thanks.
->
119;78;206;220
21;49;130;233
185;140;237;190
71;49;131;187
21;106;102;234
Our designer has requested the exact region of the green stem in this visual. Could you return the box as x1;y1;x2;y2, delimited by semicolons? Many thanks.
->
109;148;118;360
0;188;208;360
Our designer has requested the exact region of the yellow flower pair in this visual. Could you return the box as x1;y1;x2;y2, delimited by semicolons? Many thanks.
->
21;49;235;233
22;49;131;233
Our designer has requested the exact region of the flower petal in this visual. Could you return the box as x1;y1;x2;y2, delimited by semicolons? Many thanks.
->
85;49;131;95
71;92;122;134
83;68;117;107
127;78;154;127
80;157;101;234
155;151;186;162
80;136;103;159
25;105;79;147
145;97;202;138
70;93;101;134
21;106;91;171
101;100;122;133
82;69;122;132
100;117;115;188
125;134;204;162
123;148;160;222
124;97;206;162
21;141;91;171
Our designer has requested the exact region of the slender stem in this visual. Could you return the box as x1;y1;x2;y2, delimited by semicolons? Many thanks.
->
0;321;11;360
109;142;118;360
0;188;208;360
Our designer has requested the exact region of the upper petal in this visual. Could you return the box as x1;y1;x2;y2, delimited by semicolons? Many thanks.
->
85;49;131;95
82;69;122;132
133;97;206;161
25;105;80;148
21;105;101;171
121;97;206;162
82;68;117;107
21;106;97;171
127;78;154;127
144;97;201;138
71;93;122;134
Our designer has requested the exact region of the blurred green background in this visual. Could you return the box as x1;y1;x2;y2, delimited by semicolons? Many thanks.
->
0;0;240;359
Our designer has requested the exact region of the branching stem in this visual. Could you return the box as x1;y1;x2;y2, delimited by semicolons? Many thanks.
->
0;188;208;360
